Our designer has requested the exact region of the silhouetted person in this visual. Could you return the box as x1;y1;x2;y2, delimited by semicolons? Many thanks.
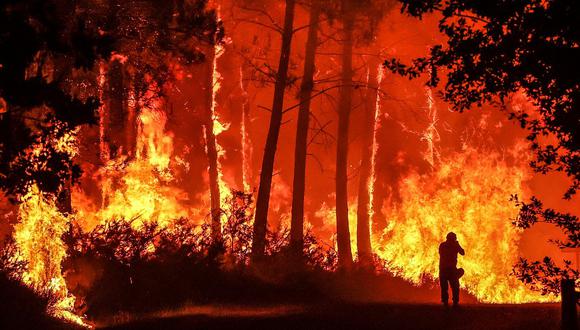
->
439;232;465;307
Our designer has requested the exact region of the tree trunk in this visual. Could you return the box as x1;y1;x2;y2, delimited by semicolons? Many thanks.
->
204;46;222;243
125;80;137;159
241;64;253;192
252;0;296;261
106;59;129;159
336;3;354;269
356;62;379;266
290;0;321;258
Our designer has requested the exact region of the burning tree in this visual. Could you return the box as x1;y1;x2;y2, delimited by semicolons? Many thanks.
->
2;0;573;325
289;0;322;261
0;0;222;322
251;0;297;262
386;0;580;295
331;0;394;268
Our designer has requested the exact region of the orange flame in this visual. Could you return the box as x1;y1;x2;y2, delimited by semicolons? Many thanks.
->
239;65;252;192
74;103;193;230
374;146;557;303
368;64;384;233
205;5;232;226
422;87;441;167
11;129;85;325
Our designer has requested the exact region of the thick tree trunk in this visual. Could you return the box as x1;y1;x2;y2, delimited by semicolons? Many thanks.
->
336;4;354;269
252;0;296;261
204;47;222;242
290;0;321;258
356;62;379;266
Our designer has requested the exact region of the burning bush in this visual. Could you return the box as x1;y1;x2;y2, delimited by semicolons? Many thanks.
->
60;190;338;319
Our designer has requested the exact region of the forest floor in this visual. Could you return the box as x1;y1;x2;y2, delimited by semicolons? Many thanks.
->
90;275;566;329
100;302;563;330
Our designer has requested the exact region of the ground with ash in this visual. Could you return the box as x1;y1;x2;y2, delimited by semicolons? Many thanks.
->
88;274;562;329
102;303;560;330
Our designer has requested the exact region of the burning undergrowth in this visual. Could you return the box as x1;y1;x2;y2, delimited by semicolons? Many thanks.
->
58;191;338;320
1;1;570;326
374;146;554;303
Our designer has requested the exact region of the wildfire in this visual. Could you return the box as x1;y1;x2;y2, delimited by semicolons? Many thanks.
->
74;104;193;230
5;11;561;328
374;146;557;303
315;200;358;257
368;64;384;232
11;128;85;325
210;28;232;213
13;185;84;325
422;87;441;167
98;62;108;164
239;65;252;193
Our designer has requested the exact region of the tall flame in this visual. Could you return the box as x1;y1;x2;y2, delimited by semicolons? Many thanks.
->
422;87;441;167
13;186;83;324
74;103;192;230
212;37;231;211
11;128;85;325
240;65;252;192
368;64;384;234
315;200;358;257
205;4;232;224
374;146;556;303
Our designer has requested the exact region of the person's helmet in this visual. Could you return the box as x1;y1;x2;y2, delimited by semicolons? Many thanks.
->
446;232;457;241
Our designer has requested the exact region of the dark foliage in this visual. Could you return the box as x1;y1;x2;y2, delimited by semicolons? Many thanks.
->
0;245;78;330
62;191;338;319
387;0;580;295
0;0;221;201
317;0;396;46
510;195;580;295
513;256;578;296
512;195;580;249
95;0;224;108
0;0;113;198
0;271;55;329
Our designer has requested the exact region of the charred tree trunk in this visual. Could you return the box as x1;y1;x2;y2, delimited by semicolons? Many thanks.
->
252;0;296;261
105;59;129;159
336;3;354;269
290;0;321;258
241;64;253;192
356;62;379;266
204;46;222;243
125;80;137;159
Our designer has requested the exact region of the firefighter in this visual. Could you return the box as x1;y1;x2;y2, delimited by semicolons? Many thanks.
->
439;232;465;307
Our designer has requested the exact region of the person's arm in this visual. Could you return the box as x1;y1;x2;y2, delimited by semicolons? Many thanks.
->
457;242;465;256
